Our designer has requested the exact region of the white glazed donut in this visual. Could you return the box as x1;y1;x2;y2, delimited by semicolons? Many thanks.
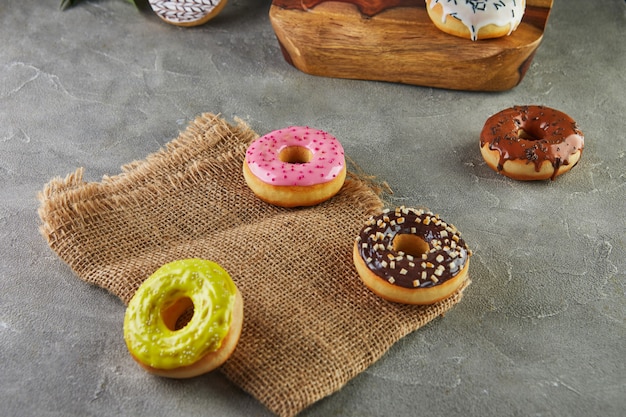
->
425;0;526;41
149;0;228;27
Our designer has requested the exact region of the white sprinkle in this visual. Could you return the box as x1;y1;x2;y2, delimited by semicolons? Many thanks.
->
436;254;444;263
388;277;395;284
400;268;408;275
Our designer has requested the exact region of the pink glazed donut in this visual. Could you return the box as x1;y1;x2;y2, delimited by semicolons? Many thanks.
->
242;126;347;207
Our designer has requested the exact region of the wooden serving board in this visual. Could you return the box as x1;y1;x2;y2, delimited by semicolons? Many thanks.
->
269;0;553;91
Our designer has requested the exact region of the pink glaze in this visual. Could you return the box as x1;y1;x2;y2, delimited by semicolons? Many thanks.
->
245;126;345;187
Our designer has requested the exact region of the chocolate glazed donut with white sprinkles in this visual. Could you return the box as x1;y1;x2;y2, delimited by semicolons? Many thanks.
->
353;207;471;305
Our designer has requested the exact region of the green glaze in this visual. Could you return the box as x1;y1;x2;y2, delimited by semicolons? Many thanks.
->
123;259;237;370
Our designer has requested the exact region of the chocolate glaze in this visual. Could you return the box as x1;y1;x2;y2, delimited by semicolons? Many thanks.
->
355;207;470;289
273;0;424;17
480;105;584;180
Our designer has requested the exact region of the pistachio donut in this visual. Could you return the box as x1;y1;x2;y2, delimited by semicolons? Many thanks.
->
123;259;243;378
353;207;471;305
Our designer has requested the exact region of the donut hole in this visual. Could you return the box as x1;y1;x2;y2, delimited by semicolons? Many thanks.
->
279;146;313;164
518;128;544;141
393;234;430;258
161;296;195;331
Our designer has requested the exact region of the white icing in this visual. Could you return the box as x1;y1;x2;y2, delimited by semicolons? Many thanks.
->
149;0;223;24
428;0;526;41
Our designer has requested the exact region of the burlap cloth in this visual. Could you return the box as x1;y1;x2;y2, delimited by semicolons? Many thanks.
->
38;114;470;417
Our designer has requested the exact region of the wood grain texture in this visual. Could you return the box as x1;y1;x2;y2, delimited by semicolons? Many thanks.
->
270;0;553;91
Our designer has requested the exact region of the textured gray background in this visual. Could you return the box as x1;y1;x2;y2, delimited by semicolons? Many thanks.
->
1;1;624;416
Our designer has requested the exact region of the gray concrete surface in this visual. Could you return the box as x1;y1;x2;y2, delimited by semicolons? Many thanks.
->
1;0;624;416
